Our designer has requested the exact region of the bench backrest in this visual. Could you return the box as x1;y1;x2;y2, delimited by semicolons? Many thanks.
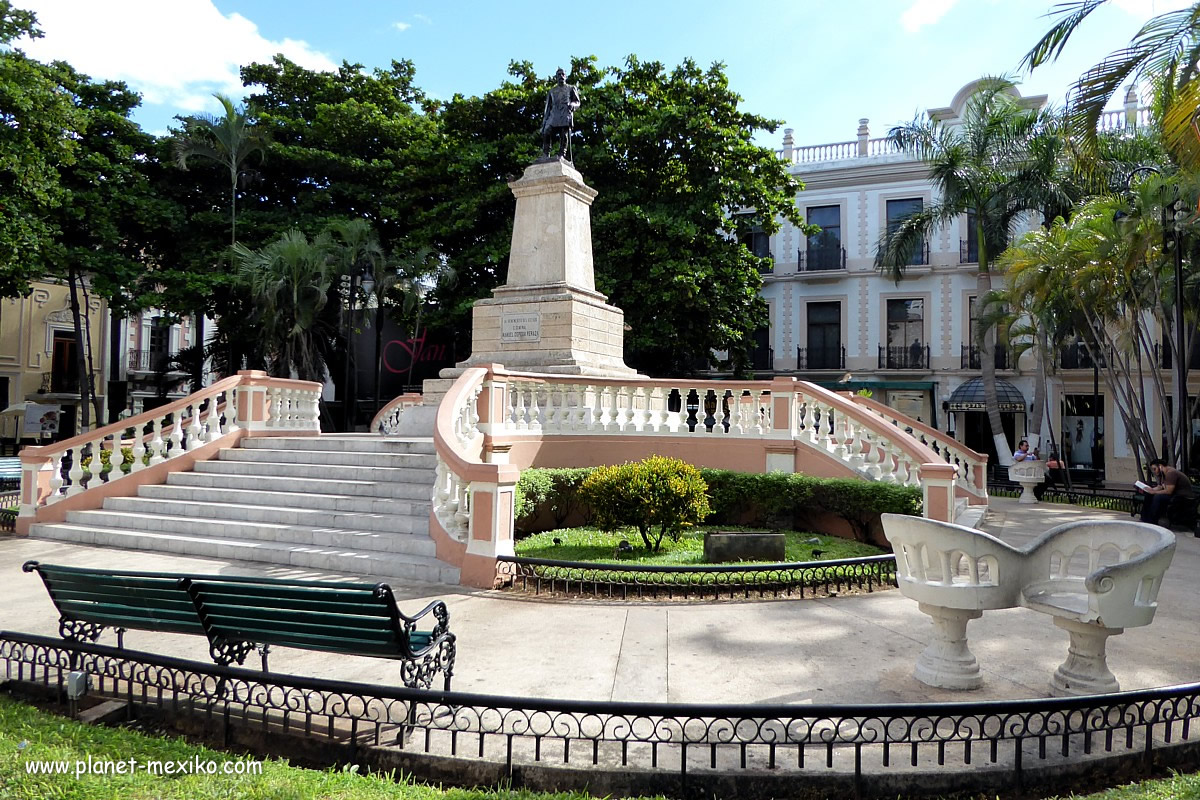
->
182;578;415;659
23;561;203;636
1020;520;1176;628
881;514;1026;611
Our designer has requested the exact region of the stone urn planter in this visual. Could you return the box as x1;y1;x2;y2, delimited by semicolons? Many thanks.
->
1007;461;1046;504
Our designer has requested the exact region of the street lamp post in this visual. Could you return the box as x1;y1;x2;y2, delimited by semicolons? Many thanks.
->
1168;199;1190;475
1121;168;1190;474
341;271;360;432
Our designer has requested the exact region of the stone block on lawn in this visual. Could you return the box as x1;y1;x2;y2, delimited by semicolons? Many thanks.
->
703;531;785;563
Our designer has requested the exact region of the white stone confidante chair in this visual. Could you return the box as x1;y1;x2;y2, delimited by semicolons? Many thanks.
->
882;514;1176;695
884;514;1026;689
1020;520;1176;696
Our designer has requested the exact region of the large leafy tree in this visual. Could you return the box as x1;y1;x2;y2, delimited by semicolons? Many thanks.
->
0;2;81;297
875;77;1066;465
418;56;804;375
45;63;172;428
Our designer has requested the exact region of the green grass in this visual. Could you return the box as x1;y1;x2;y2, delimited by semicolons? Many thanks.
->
514;526;884;566
0;694;665;800
1;694;1198;799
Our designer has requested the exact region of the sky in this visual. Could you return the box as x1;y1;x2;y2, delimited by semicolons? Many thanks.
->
9;0;1196;148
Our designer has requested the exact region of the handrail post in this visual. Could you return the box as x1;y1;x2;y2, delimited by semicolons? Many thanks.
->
856;118;869;156
920;463;958;523
15;456;53;534
235;370;270;433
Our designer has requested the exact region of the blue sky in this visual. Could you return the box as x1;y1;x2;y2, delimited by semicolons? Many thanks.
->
13;0;1191;148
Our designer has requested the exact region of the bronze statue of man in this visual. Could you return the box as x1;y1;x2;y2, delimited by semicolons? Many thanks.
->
541;67;581;160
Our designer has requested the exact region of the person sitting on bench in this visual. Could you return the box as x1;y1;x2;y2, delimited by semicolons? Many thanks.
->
1138;458;1195;527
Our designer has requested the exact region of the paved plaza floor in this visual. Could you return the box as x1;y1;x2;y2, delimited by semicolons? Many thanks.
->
1;497;1197;706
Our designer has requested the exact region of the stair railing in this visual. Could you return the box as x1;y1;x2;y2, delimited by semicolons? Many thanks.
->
849;394;988;502
17;370;322;532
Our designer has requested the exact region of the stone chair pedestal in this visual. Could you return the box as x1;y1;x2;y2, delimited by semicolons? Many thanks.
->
1049;616;1122;697
914;603;984;690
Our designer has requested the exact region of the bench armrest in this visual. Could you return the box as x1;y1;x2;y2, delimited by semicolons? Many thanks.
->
398;599;452;642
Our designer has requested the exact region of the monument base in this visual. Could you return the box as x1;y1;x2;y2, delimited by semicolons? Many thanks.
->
446;283;636;378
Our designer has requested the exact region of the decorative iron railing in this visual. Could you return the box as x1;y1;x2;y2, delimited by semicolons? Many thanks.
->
960;344;1009;370
959;239;978;264
127;349;179;373
798;246;846;272
796;346;845;371
878;345;930;370
1059;342;1106;370
494;554;897;600
4;630;1200;799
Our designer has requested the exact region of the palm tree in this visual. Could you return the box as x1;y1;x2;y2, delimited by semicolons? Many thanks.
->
1022;1;1200;164
234;229;338;383
875;77;1060;465
388;249;456;393
173;93;270;387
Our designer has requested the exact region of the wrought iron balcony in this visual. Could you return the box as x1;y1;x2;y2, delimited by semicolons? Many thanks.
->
751;346;774;371
878;344;930;370
960;344;1009;370
128;349;179;373
796;345;845;370
960;239;978;264
1059;342;1105;370
1158;342;1200;369
798;245;846;272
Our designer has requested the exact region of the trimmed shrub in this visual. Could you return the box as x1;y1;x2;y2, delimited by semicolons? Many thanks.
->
515;467;592;531
516;463;924;544
579;456;711;552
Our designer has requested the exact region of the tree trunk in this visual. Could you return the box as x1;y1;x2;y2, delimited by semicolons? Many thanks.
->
1028;328;1049;451
976;266;1012;466
67;265;91;431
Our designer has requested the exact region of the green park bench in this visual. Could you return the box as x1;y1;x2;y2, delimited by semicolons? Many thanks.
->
21;561;455;690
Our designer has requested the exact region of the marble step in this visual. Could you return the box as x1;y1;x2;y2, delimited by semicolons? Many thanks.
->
102;496;429;535
194;459;433;485
141;483;429;516
240;435;435;454
32;523;458;584
63;509;437;557
220;447;436;469
168;470;431;500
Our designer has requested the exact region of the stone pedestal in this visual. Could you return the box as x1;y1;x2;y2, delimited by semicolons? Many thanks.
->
1008;462;1045;505
913;603;984;690
449;158;635;378
1049;617;1122;696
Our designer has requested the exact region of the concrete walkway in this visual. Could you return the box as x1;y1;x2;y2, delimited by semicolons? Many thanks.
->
2;497;1197;706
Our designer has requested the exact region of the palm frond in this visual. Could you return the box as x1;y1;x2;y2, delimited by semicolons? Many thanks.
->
1021;0;1110;71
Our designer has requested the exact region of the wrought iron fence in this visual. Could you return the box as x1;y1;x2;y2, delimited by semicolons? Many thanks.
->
128;349;178;373
495;555;898;600
4;630;1200;799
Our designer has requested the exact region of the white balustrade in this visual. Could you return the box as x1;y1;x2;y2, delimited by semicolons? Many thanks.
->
28;379;314;511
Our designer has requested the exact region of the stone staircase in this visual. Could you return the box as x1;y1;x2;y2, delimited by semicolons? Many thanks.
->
30;435;459;585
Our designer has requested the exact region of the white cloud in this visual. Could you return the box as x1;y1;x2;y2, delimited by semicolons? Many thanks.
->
1111;0;1193;16
16;0;338;114
900;0;959;33
393;21;411;32
413;13;432;24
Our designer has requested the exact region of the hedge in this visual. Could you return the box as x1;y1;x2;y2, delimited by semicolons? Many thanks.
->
515;463;923;542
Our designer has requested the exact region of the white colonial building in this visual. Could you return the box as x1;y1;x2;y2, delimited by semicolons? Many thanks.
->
750;81;1155;484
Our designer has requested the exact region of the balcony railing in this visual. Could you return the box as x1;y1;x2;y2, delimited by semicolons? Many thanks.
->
959;239;978;264
798;245;846;272
879;344;930;370
1158;342;1200;370
1059;342;1106;370
796;345;845;371
751;347;774;372
960;344;1009;370
128;349;179;373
